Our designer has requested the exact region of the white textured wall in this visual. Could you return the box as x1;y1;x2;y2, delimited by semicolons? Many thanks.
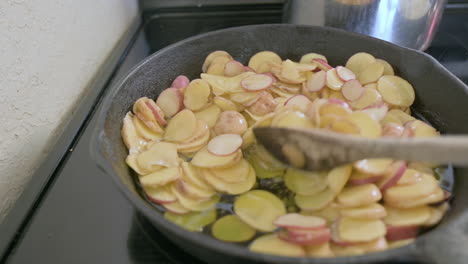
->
0;0;138;222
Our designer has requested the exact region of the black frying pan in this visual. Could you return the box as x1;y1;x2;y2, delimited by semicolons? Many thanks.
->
91;24;468;264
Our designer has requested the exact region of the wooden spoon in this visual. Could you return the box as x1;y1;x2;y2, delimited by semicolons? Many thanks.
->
253;127;468;171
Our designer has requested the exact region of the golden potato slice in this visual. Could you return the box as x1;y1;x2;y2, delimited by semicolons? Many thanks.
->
194;104;221;129
300;53;328;64
202;50;232;72
397;168;422;185
175;178;215;200
164;109;197;142
345;52;376;74
384;206;431;226
339;203;387;219
295;188;335;211
404;120;439;138
200;73;228;96
213;96;238;111
327;165;352;194
171;184;220;212
346;111;382;138
330;119;361;135
201;164;256;195
234;190;286;232
248;51;282;73
305;243;334;257
214;111;248;135
139;167;181;187
209;158;250;183
144;185;177;204
354;158;393;175
163;200;190;214
271;110;313;128
122;112;147;153
191;146;242;169
326;69;344;91
384;173;439;206
338;217;386;242
164;209;217;232
358;62;384;85
349;87;382;109
302;204;341;223
249;234;305;257
126;155;150;175
389;186;445;208
136;142;179;171
181;162;214;192
337;184;382;207
376;59;394;75
377;75;415;107
184;79;212;111
424;202;449;227
284;168;328;196
212;215;256;242
388;238;414;249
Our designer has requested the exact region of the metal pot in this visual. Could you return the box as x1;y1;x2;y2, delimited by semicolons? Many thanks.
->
283;0;447;50
92;24;468;264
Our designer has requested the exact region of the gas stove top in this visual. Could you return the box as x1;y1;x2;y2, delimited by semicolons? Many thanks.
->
2;2;468;264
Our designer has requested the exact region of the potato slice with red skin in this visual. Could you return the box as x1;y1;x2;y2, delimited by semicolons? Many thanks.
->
247;91;277;116
382;123;404;137
209;158;250;183
295;188;335;211
194;104;221;128
156;87;184;118
207;134;242;156
184;79;212;111
358;62;384;85
230;92;260;106
360;103;388;121
336;66;356;81
248;51;282;73
377;161;407;191
300;53;328;64
170;75;190;89
341;79;364;101
338;217;386;243
345;52;376;74
213;96;238;111
388;187;445;208
385;225;419;241
384;206;431;226
139;167;181;187
144;185;177;204
326;68;344;91
201;164;256;195
327;165;352;194
191;146;242;169
207;62;226;75
164;109;197;142
349;87;383;109
126;154;151;175
235;190;286;232
202;50;232;72
339;203;387;219
349;170;382;185
305;70;327;92
354;158;393;175
175;178;215;200
404;120;439;138
224;60;245;77
337;184;382;207
320;99;352;117
181;162;214;192
377;75;415;107
249;234;306;257
346;111;382;138
274;213;327;230
137;142;179;171
279;228;331;246
302;204;341;223
133;97;166;132
313;58;333;71
214;111;248;135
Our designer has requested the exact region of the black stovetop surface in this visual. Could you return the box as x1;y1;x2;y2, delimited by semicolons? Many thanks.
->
2;3;468;264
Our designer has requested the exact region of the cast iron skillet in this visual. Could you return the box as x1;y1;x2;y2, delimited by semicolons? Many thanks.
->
91;24;468;264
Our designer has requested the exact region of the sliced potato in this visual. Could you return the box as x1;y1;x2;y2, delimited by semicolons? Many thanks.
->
194;104;221;128
164;109;197;142
136;142;179;171
202;50;232;72
327;165;352;194
201;164;256;195
248;51;282;73
345;52;376;74
384;206;431;226
209;158;250;183
212;215;256;242
181;162;214;191
358;62;384;85
164;209;217;232
337;184;382;207
295;188;335;211
338;217;386;242
346;111;382;138
284;168;327;196
339;203;387;219
139;167;181;187
171;184;220;212
376;59;394;75
377;75;415;107
191;146;242;169
234;190;286;232
349;87;382;109
249;234;305;257
354;158;393;175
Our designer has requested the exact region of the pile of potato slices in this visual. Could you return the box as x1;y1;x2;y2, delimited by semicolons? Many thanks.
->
121;50;450;257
